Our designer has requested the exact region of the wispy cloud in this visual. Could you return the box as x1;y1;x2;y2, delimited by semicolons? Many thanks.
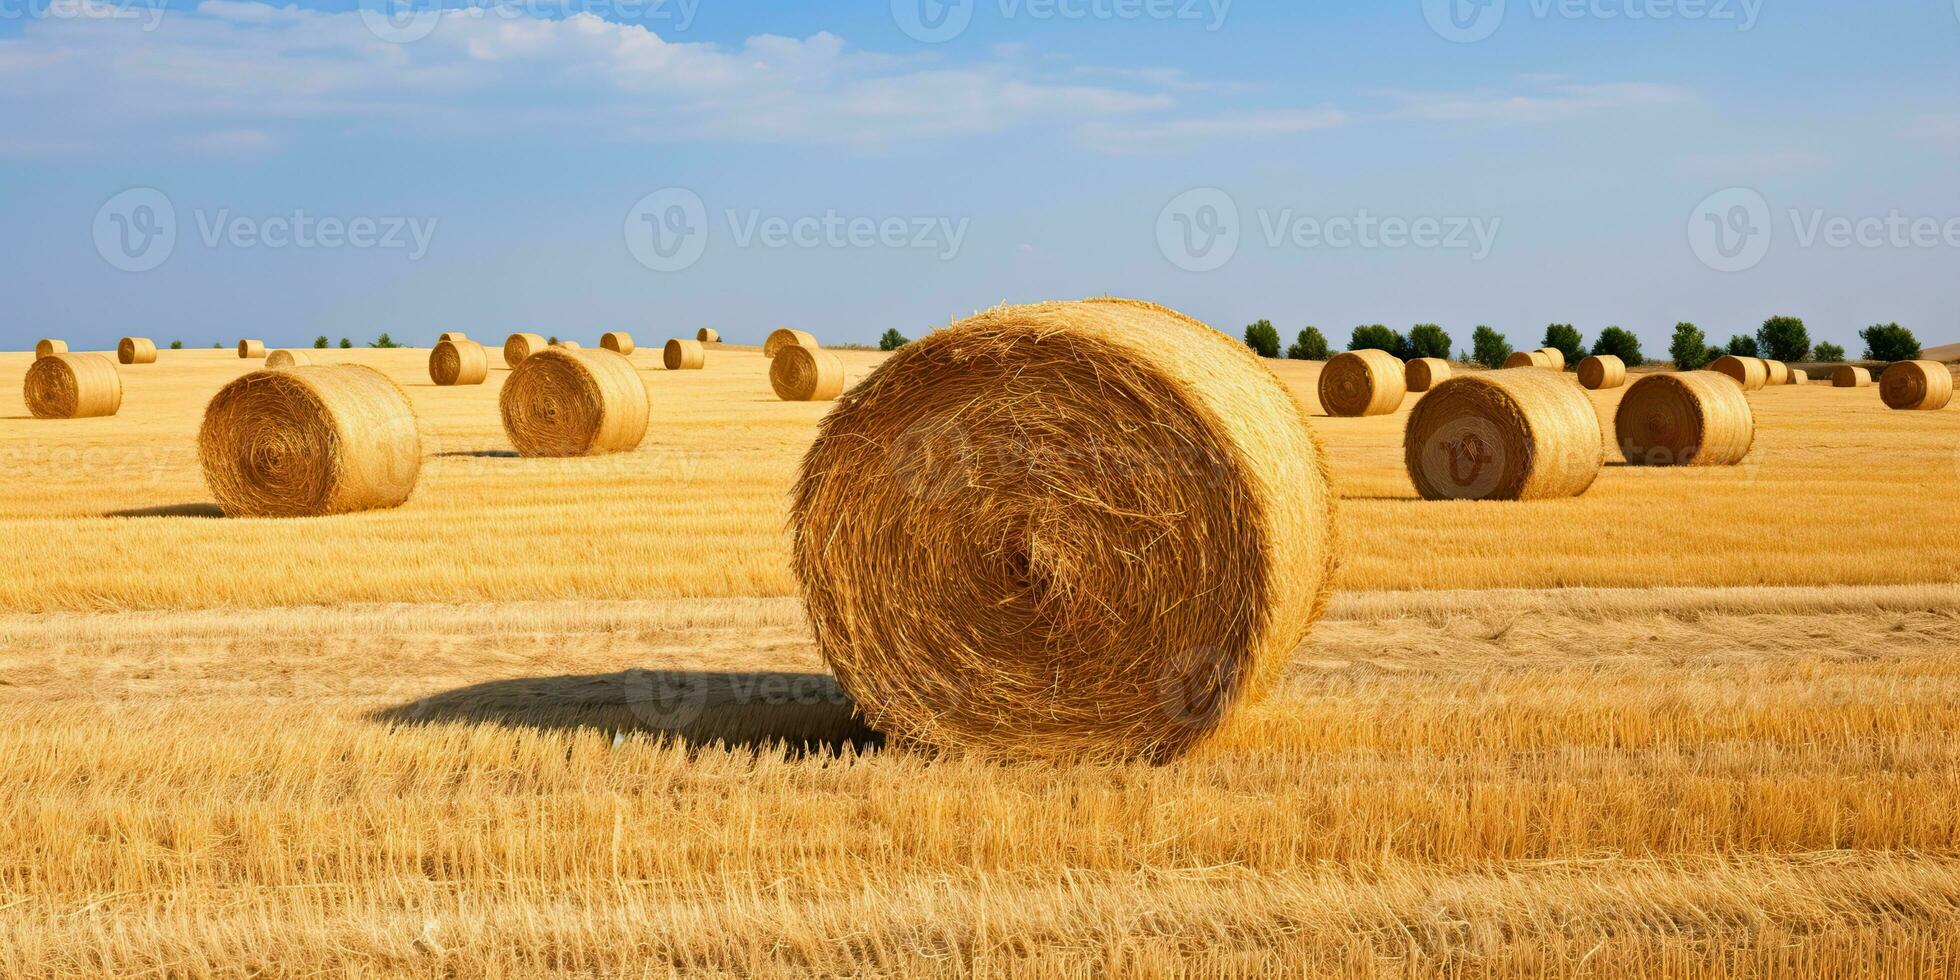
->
1374;80;1692;124
1081;108;1349;154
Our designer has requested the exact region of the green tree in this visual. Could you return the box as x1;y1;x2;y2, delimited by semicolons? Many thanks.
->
1670;323;1713;370
1407;323;1452;360
314;335;330;349
1724;335;1759;357
1287;326;1329;360
1590;326;1643;366
878;328;910;351
1243;320;1282;359
1471;326;1512;369
1812;341;1847;362
1858;323;1921;361
369;333;400;349
1541;324;1584;369
169;340;183;350
339;338;352;349
1756;315;1810;362
212;341;222;348
1348;324;1406;358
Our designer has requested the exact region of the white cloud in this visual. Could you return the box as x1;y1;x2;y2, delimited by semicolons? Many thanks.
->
1376;81;1691;124
1081;108;1349;154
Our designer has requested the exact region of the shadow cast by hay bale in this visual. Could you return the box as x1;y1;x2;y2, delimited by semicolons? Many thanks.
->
105;502;225;518
374;669;882;756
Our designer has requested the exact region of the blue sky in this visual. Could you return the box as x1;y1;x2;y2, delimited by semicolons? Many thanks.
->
3;0;1957;354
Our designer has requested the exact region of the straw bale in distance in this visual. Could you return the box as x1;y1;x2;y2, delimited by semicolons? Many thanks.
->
500;348;649;457
24;353;122;419
504;332;547;368
1404;367;1601;501
1711;355;1767;390
1319;349;1406;417
438;332;468;343
1614;371;1755;467
1762;359;1790;386
34;339;67;359
1505;350;1552;369
265;350;309;369
1578;355;1626;390
697;328;720;343
764;328;818;358
429;339;489;386
198;365;421;517
118;337;157;365
1833;365;1872;388
600;332;635;355
1537;347;1567;371
1879;360;1954;411
554;340;582;350
663;339;706;371
770;344;845;401
238;339;265;359
1405;357;1451;393
1790;369;1810;385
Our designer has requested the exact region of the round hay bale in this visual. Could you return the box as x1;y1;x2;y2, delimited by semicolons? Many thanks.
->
1318;349;1406;417
1577;355;1626;390
1879;360;1954;411
1833;365;1872;388
265;349;309;369
238;339;265;359
770;344;845;401
1614;371;1755;467
1789;369;1809;385
791;297;1337;762
35;339;68;359
1537;348;1567;372
1405;357;1451;393
1504;350;1551;369
24;353;122;419
198;365;421;517
1762;359;1790;386
504;332;547;368
600;331;635;356
438;331;467;343
553;340;582;351
429;339;489;386
1404;368;1602;501
499;348;649;457
764;328;819;358
117;337;157;365
663;338;706;371
697;327;720;344
1711;355;1767;391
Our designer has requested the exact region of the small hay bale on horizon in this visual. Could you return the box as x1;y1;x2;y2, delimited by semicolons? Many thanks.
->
1404;367;1602;501
1833;365;1873;388
118;337;158;365
265;349;309;369
1762;359;1790;386
35;339;68;359
1319;349;1406;417
1537;348;1567;372
238;339;266;359
1578;355;1626;391
697;328;721;344
24;352;122;419
429;339;489;386
664;339;706;371
198;364;421;517
1614;371;1755;467
600;332;636;356
764;328;819;358
504;332;548;368
1711;355;1767;391
1505;350;1552;370
1405;357;1451;393
770;344;845;401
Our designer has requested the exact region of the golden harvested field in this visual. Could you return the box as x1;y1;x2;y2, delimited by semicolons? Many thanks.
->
3;345;1959;976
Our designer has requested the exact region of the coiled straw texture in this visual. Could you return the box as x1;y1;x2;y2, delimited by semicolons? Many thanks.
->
1578;355;1626;390
1833;366;1872;388
792;298;1338;763
663;339;706;370
1404;368;1602;501
1318;349;1406;417
500;348;649;457
265;350;309;369
600;332;635;355
770;345;845;401
198;365;421;517
1879;360;1954;411
429;339;489;386
1405;358;1451;393
24;353;122;419
505;333;547;368
1614;371;1755;467
764;328;819;358
118;337;157;365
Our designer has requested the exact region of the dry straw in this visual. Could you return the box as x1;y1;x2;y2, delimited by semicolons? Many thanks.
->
438;332;468;343
697;328;720;343
770;344;845;401
764;328;819;358
24;353;122;419
600;331;636;355
1505;350;1552;369
500;347;649;457
1790;369;1810;385
504;332;547;368
35;339;67;359
1762;359;1790;386
1615;371;1755;466
118;337;157;365
1405;357;1451;393
429;339;489;386
554;340;583;350
1879;360;1954;411
1578;354;1626;390
1711;355;1767;390
198;365;421;517
265;349;309;369
663;338;706;370
238;339;266;359
1537;347;1567;371
1833;365;1873;388
791;297;1337;763
1319;349;1406;417
1404;368;1601;501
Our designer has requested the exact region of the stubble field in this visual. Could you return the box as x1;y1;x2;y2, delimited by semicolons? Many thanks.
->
2;344;1957;976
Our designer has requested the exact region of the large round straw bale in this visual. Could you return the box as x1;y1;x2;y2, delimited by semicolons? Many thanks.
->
1405;357;1451;393
1879;360;1954;411
238;339;265;359
1577;354;1626;390
1711;355;1767;390
764;328;819;358
770;344;845;401
600;331;635;355
504;332;547;368
1789;369;1809;385
1319;349;1406;417
1762;359;1790;386
1537;348;1567;372
198;365;420;517
118;337;157;365
499;348;649;457
697;327;720;343
265;349;309;369
663;338;706;371
1614;371;1755;467
1405;368;1601;500
1833;365;1872;388
791;298;1337;762
429;339;489;386
438;331;467;343
1504;350;1551;369
35;339;68;359
24;353;122;419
